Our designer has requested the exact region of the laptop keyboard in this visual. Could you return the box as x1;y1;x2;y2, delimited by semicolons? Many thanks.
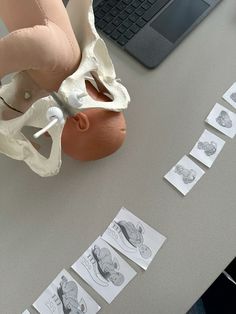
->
94;0;171;46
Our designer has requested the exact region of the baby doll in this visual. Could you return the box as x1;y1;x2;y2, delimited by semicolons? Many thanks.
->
0;0;128;168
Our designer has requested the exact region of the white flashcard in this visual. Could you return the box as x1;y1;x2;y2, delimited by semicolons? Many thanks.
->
102;207;166;270
190;130;225;168
71;237;136;304
33;269;100;314
164;155;205;196
22;311;30;314
205;103;236;138
222;82;236;109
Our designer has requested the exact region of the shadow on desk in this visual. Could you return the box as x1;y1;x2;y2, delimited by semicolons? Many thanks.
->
187;258;236;314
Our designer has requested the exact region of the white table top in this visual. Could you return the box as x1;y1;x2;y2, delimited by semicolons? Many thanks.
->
0;1;236;313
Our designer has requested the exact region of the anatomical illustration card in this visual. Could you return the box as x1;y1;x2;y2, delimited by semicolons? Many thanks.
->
71;237;136;304
222;82;236;109
33;269;100;314
102;207;166;270
190;129;225;168
205;103;236;138
164;155;205;196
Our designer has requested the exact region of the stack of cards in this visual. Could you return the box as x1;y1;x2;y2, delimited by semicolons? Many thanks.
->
71;207;166;303
32;208;166;313
164;83;236;196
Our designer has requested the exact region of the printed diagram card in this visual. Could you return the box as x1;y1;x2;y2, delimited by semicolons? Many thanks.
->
190;130;225;168
33;269;100;314
71;237;136;304
164;155;205;196
222;82;236;109
102;207;166;270
205;103;236;138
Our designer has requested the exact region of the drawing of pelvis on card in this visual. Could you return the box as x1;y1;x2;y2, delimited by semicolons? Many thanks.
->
82;245;125;287
107;220;152;259
45;276;87;314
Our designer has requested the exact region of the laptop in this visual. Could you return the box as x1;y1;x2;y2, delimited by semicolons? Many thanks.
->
93;0;222;68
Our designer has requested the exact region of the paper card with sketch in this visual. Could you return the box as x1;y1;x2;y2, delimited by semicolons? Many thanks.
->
22;311;30;314
190;130;225;168
222;82;236;109
71;237;136;304
102;207;166;270
33;269;101;314
164;155;205;196
205;103;236;138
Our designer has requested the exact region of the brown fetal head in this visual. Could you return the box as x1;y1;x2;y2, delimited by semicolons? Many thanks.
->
61;108;126;161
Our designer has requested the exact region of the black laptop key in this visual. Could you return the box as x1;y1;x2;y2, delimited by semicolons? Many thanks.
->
124;29;134;40
143;0;170;22
103;23;117;35
107;0;119;6
135;7;145;16
111;29;122;40
103;3;112;13
116;2;126;11
117;35;129;46
110;7;119;16
97;0;105;9
125;6;134;14
130;23;140;34
119;11;129;20
95;9;105;19
104;14;113;23
122;19;133;28
136;18;146;28
132;0;142;9
113;17;123;26
96;19;107;29
117;23;127;34
141;1;151;10
129;13;139;23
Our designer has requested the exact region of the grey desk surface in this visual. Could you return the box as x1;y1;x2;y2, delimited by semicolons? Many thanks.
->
0;1;236;314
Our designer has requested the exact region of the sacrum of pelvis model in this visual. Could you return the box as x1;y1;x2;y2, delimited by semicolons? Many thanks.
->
0;0;130;177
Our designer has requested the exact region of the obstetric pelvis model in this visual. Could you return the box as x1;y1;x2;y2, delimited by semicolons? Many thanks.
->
0;0;130;177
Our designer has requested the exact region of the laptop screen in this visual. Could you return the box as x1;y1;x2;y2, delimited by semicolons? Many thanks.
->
151;0;210;43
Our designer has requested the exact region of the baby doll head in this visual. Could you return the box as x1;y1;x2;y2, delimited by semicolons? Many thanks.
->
61;108;126;161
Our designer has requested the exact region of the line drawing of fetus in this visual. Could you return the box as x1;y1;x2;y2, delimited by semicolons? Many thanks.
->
230;92;236;102
91;245;125;286
107;222;137;253
57;276;87;314
175;164;196;184
81;255;109;287
115;220;152;259
197;141;217;156
216;111;232;128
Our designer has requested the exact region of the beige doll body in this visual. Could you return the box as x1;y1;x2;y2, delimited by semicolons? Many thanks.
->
0;0;126;162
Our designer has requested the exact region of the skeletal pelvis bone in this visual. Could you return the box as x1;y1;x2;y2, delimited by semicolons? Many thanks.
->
0;0;130;177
